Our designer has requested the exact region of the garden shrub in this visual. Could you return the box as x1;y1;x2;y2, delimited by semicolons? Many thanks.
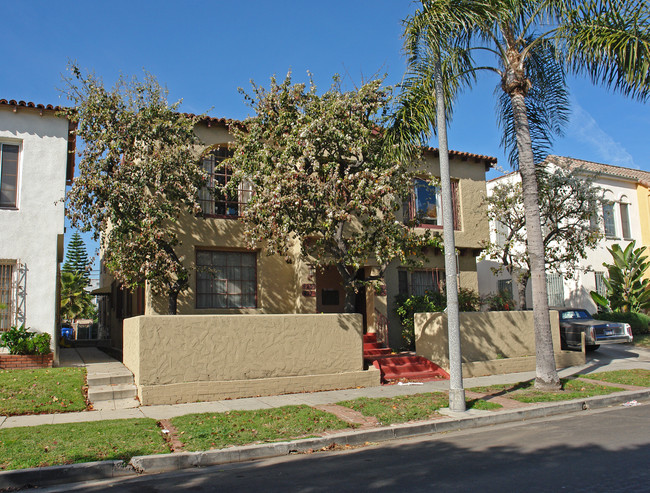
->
593;311;650;335
0;325;52;355
395;288;481;351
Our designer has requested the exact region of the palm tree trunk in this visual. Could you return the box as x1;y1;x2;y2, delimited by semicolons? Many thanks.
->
509;92;560;391
434;52;465;411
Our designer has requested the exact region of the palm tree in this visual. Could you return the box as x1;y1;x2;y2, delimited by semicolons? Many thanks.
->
60;271;94;322
392;0;649;390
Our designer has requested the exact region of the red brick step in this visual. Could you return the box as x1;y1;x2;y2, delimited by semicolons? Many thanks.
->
363;333;449;383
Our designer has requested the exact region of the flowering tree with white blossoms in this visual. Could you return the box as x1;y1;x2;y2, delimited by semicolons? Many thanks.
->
63;65;205;314
226;74;439;312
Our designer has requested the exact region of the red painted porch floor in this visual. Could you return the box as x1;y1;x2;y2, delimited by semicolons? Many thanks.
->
363;333;450;384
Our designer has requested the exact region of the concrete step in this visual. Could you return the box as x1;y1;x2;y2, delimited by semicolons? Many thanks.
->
88;383;137;402
92;397;140;411
87;371;134;387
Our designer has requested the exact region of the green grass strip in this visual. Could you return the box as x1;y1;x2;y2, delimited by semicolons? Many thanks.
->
469;378;623;403
337;392;502;425
337;392;449;425
171;405;351;452
0;367;87;416
578;369;650;387
0;419;168;470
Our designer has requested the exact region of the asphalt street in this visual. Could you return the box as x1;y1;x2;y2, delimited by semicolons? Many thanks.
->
39;400;650;493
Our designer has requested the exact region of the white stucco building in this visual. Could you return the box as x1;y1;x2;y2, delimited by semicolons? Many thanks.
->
0;99;75;363
478;155;646;313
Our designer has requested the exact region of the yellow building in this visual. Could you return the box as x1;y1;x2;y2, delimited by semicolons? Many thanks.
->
98;117;496;351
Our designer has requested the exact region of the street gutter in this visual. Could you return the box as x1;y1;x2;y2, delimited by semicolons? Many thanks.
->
1;388;649;490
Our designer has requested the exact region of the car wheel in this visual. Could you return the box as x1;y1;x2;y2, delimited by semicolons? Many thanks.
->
586;344;600;352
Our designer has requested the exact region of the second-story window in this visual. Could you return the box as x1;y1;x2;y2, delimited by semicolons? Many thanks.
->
0;143;19;209
602;202;616;237
406;178;460;229
199;147;252;217
619;199;631;239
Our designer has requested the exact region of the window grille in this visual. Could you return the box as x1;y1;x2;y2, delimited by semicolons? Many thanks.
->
497;279;513;298
196;250;257;308
0;262;16;331
199;148;252;217
546;273;565;307
594;271;608;298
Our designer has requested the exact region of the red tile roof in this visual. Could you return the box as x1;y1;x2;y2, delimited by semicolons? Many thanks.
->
547;155;650;187
0;99;68;112
422;146;497;167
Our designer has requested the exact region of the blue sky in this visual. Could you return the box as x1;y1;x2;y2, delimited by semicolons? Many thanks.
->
3;1;648;270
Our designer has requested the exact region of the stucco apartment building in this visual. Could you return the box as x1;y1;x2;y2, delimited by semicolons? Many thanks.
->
0;100;75;364
98;117;496;351
478;155;650;312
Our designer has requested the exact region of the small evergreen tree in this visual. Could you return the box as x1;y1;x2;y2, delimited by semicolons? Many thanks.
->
62;232;91;284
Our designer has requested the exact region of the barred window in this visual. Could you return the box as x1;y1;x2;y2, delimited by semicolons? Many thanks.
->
0;262;15;331
398;269;444;296
199;148;252;217
196;250;257;309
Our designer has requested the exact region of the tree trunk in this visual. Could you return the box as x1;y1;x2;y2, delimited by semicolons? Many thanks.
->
517;272;530;310
168;289;179;315
336;263;357;314
434;52;465;412
509;91;560;390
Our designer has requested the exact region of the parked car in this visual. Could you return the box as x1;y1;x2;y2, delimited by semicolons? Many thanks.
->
557;308;633;351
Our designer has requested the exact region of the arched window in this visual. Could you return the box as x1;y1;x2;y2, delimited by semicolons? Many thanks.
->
601;190;616;237
619;195;631;239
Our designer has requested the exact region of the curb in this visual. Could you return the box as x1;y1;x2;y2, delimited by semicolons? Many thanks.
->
1;389;648;489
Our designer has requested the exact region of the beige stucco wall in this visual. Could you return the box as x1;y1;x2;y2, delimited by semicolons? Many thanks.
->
414;310;584;376
637;183;650;282
148;215;315;316
123;313;379;405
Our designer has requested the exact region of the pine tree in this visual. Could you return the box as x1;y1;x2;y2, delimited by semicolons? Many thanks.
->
62;232;91;284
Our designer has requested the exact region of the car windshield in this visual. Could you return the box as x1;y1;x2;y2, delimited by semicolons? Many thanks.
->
560;309;592;321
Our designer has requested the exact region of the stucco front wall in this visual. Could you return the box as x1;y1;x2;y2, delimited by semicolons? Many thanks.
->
0;108;69;362
123;313;379;405
148;215;314;315
414;310;584;376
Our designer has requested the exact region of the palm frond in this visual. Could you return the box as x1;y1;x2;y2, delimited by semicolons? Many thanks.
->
558;0;650;101
497;35;570;168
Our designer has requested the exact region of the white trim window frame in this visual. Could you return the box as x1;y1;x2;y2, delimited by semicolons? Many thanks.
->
0;142;20;209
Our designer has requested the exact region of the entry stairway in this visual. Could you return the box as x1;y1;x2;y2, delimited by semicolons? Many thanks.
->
363;333;449;383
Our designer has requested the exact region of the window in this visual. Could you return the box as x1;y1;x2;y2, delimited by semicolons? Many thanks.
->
602;202;616;237
406;179;460;229
546;273;565;307
594;271;608;298
497;279;513;298
321;289;340;306
0;144;19;208
619;201;631;239
0;263;15;331
199;148;252;217
398;269;444;296
196;250;257;308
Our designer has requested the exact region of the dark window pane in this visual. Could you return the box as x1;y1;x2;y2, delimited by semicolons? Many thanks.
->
0;144;19;208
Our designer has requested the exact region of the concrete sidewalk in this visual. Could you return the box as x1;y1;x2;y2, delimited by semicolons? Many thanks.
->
2;345;649;429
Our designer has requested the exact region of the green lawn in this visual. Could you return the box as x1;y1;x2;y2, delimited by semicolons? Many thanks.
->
336;392;501;425
469;379;623;403
0;367;87;416
171;405;352;452
0;419;167;470
578;369;650;387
